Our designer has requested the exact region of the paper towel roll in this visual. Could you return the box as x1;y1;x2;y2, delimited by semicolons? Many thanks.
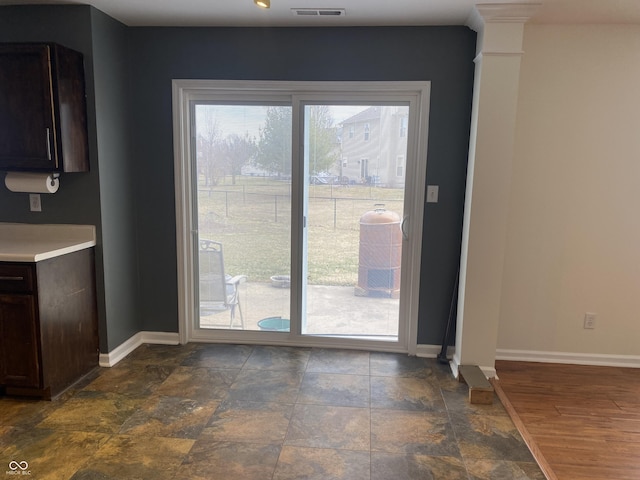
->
4;172;60;194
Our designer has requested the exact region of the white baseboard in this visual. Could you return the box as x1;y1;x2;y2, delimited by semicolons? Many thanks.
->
99;331;180;367
409;346;640;381
101;340;449;367
101;339;639;373
415;344;452;358
449;351;497;380
496;348;640;368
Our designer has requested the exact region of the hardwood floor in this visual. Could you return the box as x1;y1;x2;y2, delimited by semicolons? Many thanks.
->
493;361;640;480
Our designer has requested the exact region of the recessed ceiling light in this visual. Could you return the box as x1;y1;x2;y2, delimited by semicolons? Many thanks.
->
255;0;270;8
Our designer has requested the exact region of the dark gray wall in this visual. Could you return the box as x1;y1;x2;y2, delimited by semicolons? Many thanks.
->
0;6;100;227
89;8;141;351
0;6;109;349
0;8;474;349
0;5;140;352
128;26;476;344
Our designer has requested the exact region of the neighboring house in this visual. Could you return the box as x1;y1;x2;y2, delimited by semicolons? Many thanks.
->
338;106;408;188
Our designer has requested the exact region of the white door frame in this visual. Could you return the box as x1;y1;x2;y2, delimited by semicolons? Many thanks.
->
172;80;430;354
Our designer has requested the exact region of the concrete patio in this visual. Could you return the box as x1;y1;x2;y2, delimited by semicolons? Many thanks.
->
200;281;400;338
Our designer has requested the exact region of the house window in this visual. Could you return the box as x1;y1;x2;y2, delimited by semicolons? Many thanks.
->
349;126;354;138
400;116;408;138
396;155;404;177
360;158;369;180
364;123;370;141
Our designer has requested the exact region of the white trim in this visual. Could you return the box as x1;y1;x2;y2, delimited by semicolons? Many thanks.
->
98;332;180;367
449;353;497;379
141;331;181;345
415;343;443;358
449;359;460;379
172;80;193;346
475;3;542;24
100;337;462;370
99;332;143;367
496;349;640;369
474;52;525;63
467;3;541;32
405;84;430;355
414;343;455;358
186;332;408;353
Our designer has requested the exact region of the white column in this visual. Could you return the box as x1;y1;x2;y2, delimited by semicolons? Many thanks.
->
453;4;540;377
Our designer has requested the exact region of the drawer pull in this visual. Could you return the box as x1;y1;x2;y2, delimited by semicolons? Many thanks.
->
0;276;24;281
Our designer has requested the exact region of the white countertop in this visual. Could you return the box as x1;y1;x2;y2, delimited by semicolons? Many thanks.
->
0;223;96;262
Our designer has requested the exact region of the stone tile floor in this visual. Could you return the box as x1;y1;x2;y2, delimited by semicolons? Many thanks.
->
0;344;545;480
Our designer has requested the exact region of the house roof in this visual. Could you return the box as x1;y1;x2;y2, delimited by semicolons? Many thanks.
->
341;106;380;125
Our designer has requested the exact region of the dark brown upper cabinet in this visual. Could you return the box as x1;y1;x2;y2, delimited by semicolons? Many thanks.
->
0;43;89;172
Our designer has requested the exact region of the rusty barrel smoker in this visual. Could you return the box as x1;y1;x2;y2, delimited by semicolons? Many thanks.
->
355;205;402;298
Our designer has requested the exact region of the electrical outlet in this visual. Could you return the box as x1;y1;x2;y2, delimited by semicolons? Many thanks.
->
29;194;42;212
583;312;596;329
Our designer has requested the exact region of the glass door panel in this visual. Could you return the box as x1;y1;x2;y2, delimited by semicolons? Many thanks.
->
194;104;291;331
302;104;409;340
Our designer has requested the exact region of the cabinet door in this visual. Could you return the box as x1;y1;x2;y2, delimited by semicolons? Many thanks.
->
0;294;40;388
0;44;58;170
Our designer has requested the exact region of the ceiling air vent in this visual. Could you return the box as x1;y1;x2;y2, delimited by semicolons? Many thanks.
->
291;8;346;17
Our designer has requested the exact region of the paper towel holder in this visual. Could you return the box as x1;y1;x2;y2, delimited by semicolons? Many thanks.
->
4;171;61;194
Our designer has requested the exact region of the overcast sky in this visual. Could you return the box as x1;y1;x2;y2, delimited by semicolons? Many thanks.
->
195;104;370;139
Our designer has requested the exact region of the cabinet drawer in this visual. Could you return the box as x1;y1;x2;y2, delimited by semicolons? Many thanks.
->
0;265;34;293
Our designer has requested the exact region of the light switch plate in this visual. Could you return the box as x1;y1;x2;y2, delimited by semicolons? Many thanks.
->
426;185;439;203
29;194;42;212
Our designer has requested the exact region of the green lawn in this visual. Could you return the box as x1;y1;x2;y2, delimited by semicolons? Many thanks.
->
197;176;404;285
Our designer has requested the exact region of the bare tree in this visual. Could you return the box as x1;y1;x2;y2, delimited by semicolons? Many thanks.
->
220;132;257;185
196;106;222;186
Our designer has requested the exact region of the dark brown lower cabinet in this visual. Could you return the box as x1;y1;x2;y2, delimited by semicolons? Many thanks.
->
0;248;99;399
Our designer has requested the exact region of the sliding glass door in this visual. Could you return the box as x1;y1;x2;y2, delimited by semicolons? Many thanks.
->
173;81;429;352
301;104;409;340
193;103;292;332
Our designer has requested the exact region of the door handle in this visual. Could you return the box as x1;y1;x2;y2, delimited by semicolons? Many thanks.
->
401;215;409;240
